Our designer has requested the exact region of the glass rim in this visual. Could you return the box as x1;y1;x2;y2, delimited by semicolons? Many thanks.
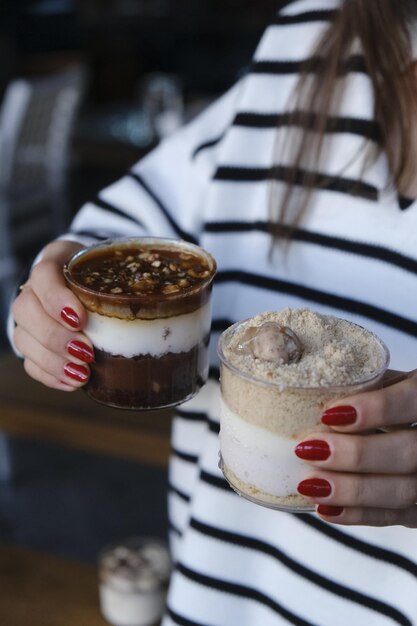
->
63;236;217;302
217;316;390;392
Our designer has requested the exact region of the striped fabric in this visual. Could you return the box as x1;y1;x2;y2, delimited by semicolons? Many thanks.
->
20;0;417;623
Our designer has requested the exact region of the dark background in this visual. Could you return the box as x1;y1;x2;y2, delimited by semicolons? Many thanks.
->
1;0;277;99
0;0;277;273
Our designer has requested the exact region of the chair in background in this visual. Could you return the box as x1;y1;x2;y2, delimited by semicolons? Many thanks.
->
0;66;88;482
0;65;87;338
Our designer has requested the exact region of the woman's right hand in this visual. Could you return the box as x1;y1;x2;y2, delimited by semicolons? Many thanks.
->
11;239;95;391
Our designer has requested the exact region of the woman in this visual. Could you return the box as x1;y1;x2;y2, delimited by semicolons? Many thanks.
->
9;1;417;623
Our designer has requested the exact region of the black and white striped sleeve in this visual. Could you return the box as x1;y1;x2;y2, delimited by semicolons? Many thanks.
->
66;79;244;246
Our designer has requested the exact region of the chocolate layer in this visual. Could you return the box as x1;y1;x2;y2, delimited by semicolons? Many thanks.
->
86;345;206;410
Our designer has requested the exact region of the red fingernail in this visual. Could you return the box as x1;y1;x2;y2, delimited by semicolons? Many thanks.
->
297;478;332;498
317;505;344;517
321;405;357;426
64;362;89;383
61;307;80;329
295;440;331;461
66;340;95;363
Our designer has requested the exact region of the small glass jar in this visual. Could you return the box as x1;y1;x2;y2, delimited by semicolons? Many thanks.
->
98;537;171;626
217;314;390;513
64;237;216;410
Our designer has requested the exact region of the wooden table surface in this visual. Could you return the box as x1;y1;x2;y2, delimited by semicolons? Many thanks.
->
0;543;107;626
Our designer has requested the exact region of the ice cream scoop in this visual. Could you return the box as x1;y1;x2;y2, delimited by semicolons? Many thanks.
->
237;322;302;364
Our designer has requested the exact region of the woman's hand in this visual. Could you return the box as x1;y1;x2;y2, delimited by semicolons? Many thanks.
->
294;370;417;527
11;240;95;391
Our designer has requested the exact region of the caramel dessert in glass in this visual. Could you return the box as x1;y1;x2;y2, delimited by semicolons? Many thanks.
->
217;308;389;512
64;237;216;410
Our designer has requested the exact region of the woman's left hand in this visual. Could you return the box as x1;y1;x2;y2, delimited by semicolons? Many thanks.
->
294;370;417;527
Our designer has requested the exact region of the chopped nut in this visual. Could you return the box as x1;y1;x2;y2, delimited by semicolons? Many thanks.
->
162;284;180;294
132;278;155;291
152;260;162;268
110;287;123;294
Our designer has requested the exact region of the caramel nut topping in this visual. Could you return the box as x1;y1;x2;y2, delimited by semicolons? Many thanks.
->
69;244;213;297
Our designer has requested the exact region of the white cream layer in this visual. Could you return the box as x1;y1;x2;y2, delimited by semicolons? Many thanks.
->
99;585;164;626
85;301;211;357
219;398;309;497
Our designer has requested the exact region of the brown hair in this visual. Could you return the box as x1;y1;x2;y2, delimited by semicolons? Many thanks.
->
271;0;417;234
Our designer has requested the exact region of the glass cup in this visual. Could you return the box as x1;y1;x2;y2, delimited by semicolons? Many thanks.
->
64;236;216;411
98;537;171;626
217;314;390;513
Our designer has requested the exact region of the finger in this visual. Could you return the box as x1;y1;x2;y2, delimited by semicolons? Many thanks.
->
23;358;80;392
295;429;417;474
316;504;417;528
320;372;417;432
28;256;88;330
297;471;417;509
14;326;90;386
13;289;87;356
14;307;94;365
381;369;411;388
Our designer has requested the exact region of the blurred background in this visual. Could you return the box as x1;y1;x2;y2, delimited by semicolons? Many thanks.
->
0;1;276;624
0;0;277;328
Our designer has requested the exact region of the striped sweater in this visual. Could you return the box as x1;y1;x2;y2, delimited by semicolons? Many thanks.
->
19;0;417;623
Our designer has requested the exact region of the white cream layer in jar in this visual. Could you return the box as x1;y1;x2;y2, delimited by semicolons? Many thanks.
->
85;301;212;357
219;397;308;497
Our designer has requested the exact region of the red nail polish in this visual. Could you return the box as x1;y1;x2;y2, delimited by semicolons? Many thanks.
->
295;440;331;461
321;405;357;426
64;362;89;383
61;307;80;329
297;478;332;498
317;505;344;517
67;340;95;363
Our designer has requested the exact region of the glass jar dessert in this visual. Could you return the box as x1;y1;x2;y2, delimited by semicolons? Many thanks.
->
217;308;390;512
98;537;171;626
64;236;217;410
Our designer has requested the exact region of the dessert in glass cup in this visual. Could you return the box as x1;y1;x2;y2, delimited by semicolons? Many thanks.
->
64;236;216;410
217;308;390;512
98;537;171;626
